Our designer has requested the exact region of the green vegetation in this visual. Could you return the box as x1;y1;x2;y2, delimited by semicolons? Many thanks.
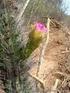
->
0;7;31;93
0;2;43;93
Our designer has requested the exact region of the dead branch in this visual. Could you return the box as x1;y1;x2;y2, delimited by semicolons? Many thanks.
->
54;71;70;78
36;18;50;77
42;16;61;28
50;79;60;93
28;72;44;89
16;0;31;23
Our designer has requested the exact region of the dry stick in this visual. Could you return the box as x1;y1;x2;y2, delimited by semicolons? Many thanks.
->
36;18;50;77
27;0;41;26
54;71;70;78
28;72;44;89
35;18;51;92
61;50;70;54
50;79;60;93
16;0;31;23
27;0;37;26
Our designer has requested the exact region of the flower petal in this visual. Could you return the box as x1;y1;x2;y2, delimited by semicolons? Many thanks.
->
34;22;48;32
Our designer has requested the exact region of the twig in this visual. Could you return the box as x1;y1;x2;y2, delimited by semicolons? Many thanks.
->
28;72;44;89
50;79;60;93
16;0;31;23
61;50;70;54
43;16;61;28
27;0;42;26
36;18;50;77
54;71;70;78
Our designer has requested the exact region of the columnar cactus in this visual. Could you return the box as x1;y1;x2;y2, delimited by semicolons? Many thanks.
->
23;22;48;59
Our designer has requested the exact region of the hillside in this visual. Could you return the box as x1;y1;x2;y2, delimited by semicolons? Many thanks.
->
26;23;70;93
0;0;70;93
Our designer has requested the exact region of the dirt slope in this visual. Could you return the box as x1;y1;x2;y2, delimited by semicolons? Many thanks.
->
28;25;70;93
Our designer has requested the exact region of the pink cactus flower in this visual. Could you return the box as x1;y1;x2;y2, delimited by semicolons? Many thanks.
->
34;22;48;32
